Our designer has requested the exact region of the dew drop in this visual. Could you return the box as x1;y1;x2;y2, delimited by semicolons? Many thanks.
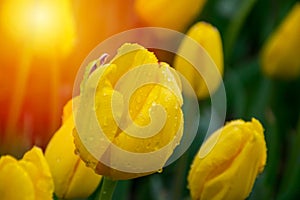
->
85;160;93;168
102;92;108;97
164;98;169;103
157;168;163;173
74;149;80;156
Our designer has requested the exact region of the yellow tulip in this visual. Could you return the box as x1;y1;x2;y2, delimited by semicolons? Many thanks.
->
73;43;184;180
135;0;207;31
174;21;224;99
0;146;54;200
188;118;267;200
45;99;102;199
261;3;300;79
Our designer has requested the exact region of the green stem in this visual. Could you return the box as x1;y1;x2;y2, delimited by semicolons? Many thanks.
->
224;0;258;62
97;177;118;200
172;152;189;200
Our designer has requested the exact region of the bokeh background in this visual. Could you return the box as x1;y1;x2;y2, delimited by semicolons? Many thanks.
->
1;0;300;199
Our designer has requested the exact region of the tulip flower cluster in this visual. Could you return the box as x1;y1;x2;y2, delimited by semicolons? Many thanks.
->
7;0;300;198
0;101;102;200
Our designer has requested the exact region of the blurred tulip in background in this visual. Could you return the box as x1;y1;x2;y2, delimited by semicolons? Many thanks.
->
261;3;300;80
174;21;224;99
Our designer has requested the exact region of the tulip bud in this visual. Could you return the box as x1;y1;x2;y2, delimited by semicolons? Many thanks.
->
188;118;267;200
134;0;207;31
73;43;184;180
174;22;224;99
45;99;102;199
0;146;54;200
261;3;300;79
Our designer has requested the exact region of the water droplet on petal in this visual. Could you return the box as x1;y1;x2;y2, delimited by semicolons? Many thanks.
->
157;168;163;173
165;96;171;102
74;149;80;155
102;92;108;97
85;160;96;168
85;161;90;167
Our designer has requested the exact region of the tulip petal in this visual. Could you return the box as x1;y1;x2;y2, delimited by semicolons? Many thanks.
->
19;147;54;200
0;156;35;200
110;43;158;85
65;160;102;199
45;113;101;198
188;119;267;200
134;0;206;31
